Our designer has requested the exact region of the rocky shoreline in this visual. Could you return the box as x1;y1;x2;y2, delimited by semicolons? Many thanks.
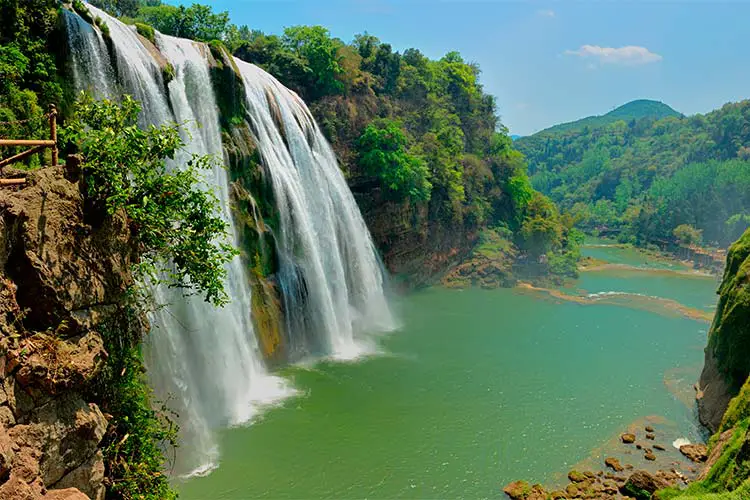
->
503;424;710;499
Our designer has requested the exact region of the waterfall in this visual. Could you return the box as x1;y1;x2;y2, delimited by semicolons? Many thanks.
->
62;9;116;98
64;2;394;477
66;6;293;476
236;60;396;360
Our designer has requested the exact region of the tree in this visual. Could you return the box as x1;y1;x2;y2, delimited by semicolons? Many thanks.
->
520;192;563;258
282;26;343;100
357;119;432;201
673;224;703;246
63;93;236;306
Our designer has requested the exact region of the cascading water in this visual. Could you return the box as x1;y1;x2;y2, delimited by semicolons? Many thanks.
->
236;60;396;360
64;1;395;477
62;9;116;98
66;5;293;476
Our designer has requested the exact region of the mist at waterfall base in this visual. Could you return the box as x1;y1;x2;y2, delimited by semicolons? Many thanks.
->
64;5;395;477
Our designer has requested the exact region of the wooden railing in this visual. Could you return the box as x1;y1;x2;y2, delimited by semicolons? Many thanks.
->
0;104;59;186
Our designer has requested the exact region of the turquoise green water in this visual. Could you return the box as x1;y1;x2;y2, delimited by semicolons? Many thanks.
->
179;245;716;499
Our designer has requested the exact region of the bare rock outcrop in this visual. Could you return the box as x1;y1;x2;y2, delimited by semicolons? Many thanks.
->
0;166;139;499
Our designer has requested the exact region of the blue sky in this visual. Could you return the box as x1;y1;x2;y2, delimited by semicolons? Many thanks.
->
188;0;750;136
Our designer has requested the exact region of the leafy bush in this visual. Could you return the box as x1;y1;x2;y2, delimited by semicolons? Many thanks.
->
135;22;155;44
357;119;432;201
93;304;178;500
63;93;236;306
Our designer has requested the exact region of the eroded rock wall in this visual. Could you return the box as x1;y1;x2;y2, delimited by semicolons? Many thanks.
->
0;166;138;499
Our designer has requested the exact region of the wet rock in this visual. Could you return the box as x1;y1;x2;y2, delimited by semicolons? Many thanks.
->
568;470;587;482
565;483;579;497
621;433;636;444
645;452;657;461
603;479;619;494
621;470;669;499
503;480;531;499
503;481;547;500
605;457;624;472
646;433;655;440
680;444;708;462
645;425;655;433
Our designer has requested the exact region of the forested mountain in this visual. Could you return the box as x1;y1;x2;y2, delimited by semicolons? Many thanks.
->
516;99;750;248
531;99;681;137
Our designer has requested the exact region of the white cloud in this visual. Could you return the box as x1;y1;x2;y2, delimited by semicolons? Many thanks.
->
537;9;555;17
564;45;663;66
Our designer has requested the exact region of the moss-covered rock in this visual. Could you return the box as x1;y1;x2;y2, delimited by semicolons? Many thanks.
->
223;122;287;363
661;229;750;498
135;22;155;44
207;40;247;131
698;229;750;431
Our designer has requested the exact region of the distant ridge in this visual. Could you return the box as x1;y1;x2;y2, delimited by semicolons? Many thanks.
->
532;99;681;136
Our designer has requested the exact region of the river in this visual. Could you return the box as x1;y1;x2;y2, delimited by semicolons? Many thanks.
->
179;241;717;498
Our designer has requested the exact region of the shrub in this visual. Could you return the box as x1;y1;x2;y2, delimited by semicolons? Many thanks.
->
63;92;237;306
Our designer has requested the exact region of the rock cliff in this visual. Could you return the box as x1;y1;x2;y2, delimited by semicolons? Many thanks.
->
0;165;139;499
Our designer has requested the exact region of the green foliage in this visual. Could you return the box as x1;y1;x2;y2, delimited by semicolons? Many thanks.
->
520;192;563;258
281;26;344;100
162;61;174;84
519;99;750;248
92;304;178;500
533;99;680;136
706;228;750;384
673;224;703;246
0;0;62;165
63;93;237;306
72;0;94;24
136;3;229;41
135;22;155;43
357;119;432;201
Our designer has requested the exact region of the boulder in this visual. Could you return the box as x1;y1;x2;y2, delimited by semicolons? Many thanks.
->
680;444;708;462
568;470;587;482
646;433;655;440
645;452;657;461
565;483;579;497
621;433;636;444
605;457;624;472
503;480;531;499
621;470;669;499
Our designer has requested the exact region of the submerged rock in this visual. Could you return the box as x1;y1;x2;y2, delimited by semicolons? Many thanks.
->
646;433;656;440
645;451;657;461
621;433;636;444
645;425;655;433
654;444;666;451
605;457;624;472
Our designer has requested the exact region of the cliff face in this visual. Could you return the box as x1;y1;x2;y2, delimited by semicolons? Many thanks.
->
0;165;139;499
697;229;750;432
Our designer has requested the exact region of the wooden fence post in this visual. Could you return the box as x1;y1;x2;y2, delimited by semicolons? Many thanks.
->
49;104;58;166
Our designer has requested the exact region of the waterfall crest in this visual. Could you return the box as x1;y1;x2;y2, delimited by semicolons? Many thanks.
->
64;3;394;476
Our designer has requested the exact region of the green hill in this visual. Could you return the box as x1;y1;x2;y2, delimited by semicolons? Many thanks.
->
532;99;681;136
